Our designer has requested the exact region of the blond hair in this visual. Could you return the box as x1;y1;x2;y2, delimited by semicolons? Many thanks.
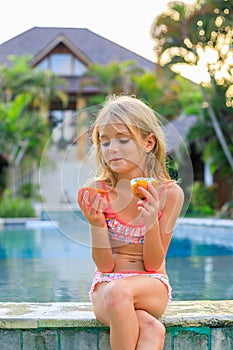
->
90;95;171;187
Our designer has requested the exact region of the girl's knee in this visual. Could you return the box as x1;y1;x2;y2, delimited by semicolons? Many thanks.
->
104;280;132;310
137;310;165;339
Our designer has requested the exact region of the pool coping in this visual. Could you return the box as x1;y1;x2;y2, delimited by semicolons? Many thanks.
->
1;216;233;228
0;217;59;228
0;300;232;329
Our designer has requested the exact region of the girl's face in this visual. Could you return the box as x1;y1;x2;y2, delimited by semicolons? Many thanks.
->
98;122;148;178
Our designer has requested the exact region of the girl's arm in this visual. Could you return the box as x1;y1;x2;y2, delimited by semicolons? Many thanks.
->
143;221;164;272
90;225;115;272
78;189;115;272
158;184;184;255
137;183;184;272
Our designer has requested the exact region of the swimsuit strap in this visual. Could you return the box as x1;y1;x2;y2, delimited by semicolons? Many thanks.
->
100;180;111;203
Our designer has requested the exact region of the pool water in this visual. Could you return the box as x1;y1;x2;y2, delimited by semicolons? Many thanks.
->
0;220;232;302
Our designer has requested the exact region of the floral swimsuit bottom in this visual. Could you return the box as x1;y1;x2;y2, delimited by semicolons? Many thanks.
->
89;271;172;303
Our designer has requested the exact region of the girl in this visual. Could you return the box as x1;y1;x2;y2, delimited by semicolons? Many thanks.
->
78;95;184;350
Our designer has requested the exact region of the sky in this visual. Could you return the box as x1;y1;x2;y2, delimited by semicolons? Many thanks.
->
0;0;195;62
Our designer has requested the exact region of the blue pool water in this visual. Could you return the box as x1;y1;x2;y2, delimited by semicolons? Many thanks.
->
0;215;232;302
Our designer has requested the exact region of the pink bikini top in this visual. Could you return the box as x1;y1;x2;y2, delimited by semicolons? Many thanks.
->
100;180;172;245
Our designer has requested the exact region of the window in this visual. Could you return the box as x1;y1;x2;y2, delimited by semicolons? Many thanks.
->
51;53;71;75
74;59;88;76
38;58;49;70
38;53;88;76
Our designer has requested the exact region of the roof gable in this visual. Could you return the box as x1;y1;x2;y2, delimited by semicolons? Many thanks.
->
31;34;91;67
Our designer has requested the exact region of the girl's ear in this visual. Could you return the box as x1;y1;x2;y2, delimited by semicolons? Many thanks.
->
145;133;156;152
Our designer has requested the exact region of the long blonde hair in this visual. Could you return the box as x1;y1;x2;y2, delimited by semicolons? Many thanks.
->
90;95;171;187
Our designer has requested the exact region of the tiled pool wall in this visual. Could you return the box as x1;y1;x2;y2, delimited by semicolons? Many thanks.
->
0;301;232;350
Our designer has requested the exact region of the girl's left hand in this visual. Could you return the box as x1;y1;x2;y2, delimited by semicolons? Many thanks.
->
137;184;160;230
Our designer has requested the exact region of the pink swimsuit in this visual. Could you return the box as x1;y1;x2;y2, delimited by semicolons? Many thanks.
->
89;181;173;302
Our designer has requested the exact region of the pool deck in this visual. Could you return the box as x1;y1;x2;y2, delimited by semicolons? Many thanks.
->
0;300;232;328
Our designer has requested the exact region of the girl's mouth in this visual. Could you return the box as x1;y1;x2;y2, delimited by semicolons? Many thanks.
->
110;158;122;162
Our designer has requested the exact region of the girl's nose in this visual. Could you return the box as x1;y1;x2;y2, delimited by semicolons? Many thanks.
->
108;139;118;152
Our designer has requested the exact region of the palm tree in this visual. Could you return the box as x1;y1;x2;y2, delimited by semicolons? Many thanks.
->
150;0;233;170
0;93;48;163
81;60;144;98
133;67;185;119
0;55;68;113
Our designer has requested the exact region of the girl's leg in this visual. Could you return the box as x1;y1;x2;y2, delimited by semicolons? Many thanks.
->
94;280;140;350
135;310;165;350
92;276;168;350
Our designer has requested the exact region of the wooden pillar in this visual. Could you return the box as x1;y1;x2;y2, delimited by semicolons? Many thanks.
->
216;170;233;209
76;96;88;160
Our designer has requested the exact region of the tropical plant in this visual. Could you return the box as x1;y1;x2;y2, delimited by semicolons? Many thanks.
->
0;93;48;164
81;60;144;99
0;55;68;198
83;59;184;118
0;190;36;218
0;55;68;108
188;181;217;216
132;67;203;119
150;0;233;172
132;69;180;118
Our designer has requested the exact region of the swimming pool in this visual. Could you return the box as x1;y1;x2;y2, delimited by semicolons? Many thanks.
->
0;215;232;302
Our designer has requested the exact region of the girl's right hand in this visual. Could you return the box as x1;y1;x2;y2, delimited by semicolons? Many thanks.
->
78;189;107;228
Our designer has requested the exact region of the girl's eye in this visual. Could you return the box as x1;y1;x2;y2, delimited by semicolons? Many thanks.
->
119;138;130;144
100;141;110;147
100;138;130;147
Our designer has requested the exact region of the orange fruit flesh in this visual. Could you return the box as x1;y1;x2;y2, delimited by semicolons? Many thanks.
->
131;179;157;199
78;187;106;203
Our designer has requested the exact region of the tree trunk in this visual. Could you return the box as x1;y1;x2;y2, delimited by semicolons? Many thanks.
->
201;85;233;170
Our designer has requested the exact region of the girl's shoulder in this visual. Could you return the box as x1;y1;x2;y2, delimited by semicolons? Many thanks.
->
161;179;182;189
165;181;184;203
158;179;177;194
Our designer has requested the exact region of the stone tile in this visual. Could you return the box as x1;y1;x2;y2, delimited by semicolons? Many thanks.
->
173;331;209;350
98;329;110;350
98;328;172;349
0;318;38;329
22;329;58;350
164;331;172;350
0;330;21;350
162;300;233;328
211;327;233;350
60;329;97;350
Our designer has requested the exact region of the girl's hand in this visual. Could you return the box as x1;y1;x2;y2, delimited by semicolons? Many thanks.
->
137;184;160;230
78;189;107;228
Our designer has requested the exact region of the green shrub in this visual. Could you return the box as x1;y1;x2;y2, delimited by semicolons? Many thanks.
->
188;181;217;216
18;183;41;201
0;190;36;218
